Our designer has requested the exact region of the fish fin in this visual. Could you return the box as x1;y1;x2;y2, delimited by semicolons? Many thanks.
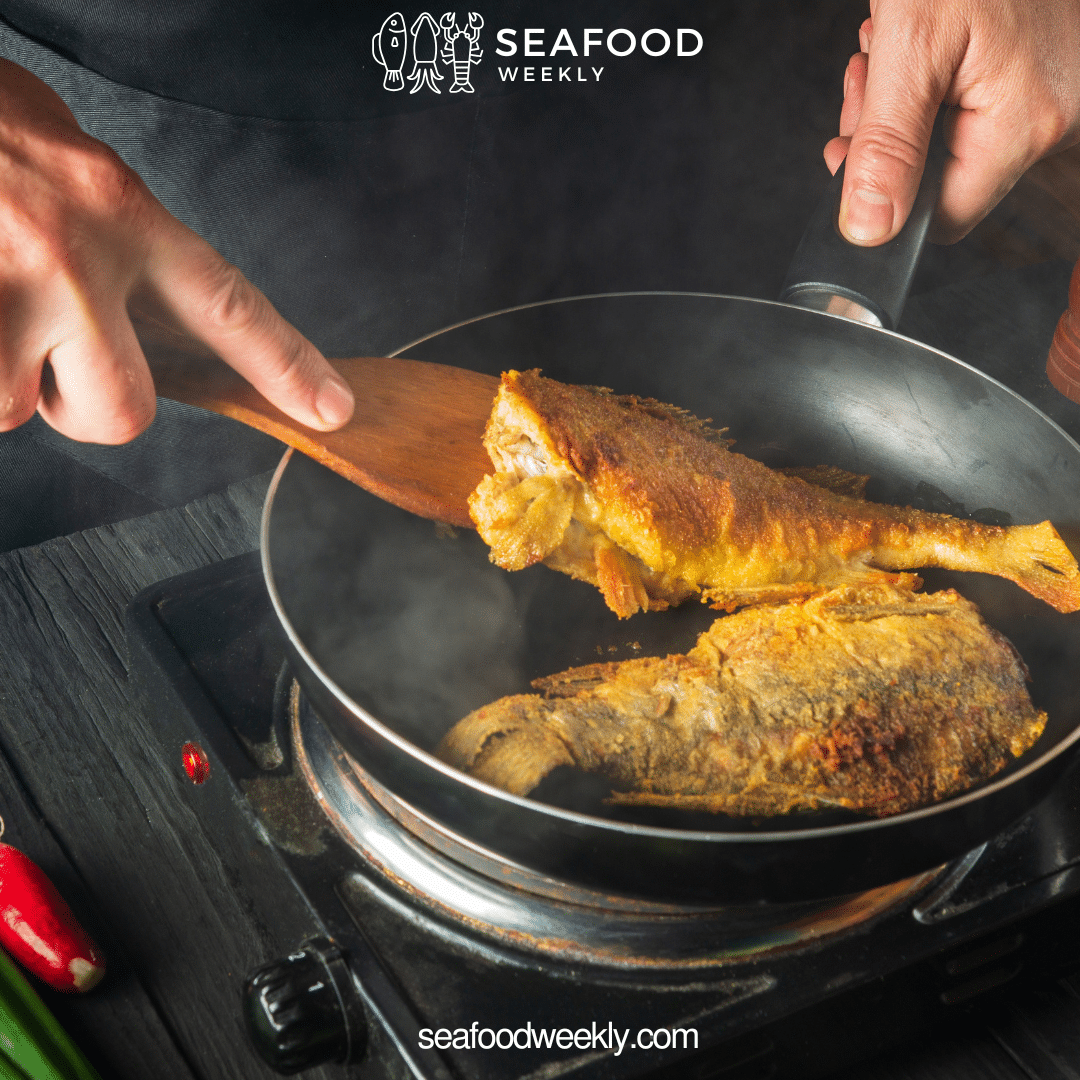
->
703;582;826;612
779;464;870;499
607;784;864;815
533;662;622;698
704;571;922;613
593;539;653;618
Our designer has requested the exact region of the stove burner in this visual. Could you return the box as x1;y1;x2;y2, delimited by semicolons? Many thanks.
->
293;685;941;969
124;553;1080;1079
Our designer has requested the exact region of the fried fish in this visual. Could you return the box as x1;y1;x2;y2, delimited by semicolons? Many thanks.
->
436;584;1047;817
468;370;1080;617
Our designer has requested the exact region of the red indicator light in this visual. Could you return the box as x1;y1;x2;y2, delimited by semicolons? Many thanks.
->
181;742;210;785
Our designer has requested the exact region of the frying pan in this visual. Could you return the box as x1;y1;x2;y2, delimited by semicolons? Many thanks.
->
261;159;1080;905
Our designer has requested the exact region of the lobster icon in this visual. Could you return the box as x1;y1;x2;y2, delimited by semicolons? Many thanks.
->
439;12;483;93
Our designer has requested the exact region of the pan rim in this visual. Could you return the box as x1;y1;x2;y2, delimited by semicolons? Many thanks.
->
261;289;1080;846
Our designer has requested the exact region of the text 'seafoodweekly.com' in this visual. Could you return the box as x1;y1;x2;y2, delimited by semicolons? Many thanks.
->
419;1022;699;1055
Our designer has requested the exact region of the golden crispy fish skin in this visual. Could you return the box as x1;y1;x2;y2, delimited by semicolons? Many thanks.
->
468;370;1080;617
435;585;1048;817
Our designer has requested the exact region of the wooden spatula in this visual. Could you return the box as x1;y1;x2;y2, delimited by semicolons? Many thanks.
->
133;314;498;529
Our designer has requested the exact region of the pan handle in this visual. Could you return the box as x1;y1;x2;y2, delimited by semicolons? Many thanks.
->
779;115;948;331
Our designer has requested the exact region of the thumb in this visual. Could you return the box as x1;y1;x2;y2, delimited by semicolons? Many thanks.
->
839;24;953;245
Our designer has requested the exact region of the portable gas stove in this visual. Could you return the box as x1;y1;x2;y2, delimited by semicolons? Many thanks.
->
126;550;1080;1080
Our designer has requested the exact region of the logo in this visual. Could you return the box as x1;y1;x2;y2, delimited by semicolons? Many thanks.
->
441;12;485;93
372;11;484;95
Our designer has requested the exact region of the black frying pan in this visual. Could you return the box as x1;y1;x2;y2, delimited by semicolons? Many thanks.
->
262;161;1080;904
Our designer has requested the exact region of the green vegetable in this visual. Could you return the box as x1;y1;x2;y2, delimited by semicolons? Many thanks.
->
0;948;100;1080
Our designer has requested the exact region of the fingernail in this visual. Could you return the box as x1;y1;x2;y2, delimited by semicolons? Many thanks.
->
315;375;354;427
842;188;893;243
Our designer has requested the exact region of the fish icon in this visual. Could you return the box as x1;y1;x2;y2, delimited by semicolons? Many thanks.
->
372;12;408;91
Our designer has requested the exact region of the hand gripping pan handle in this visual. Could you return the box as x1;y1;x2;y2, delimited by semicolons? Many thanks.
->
780;115;947;331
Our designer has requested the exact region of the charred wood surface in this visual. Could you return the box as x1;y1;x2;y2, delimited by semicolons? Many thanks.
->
0;471;341;1079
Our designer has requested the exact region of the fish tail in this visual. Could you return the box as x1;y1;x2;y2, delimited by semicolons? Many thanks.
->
878;514;1080;612
986;521;1080;612
436;697;572;795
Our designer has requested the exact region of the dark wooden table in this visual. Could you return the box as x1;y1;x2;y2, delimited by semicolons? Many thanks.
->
0;473;355;1079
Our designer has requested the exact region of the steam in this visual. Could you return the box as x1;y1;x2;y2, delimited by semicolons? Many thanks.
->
269;456;528;750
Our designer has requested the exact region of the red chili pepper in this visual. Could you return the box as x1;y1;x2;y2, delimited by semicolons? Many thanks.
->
0;844;105;993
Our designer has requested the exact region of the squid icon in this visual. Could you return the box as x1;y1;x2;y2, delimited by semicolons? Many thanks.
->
372;12;408;91
409;12;444;94
440;12;483;93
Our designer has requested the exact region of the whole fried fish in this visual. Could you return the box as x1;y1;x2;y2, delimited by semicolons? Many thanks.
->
468;370;1080;617
436;585;1047;817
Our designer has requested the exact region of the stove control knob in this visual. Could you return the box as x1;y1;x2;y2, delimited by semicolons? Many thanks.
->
243;938;367;1074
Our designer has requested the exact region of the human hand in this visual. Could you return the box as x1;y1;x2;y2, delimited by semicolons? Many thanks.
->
0;59;353;443
823;0;1080;246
